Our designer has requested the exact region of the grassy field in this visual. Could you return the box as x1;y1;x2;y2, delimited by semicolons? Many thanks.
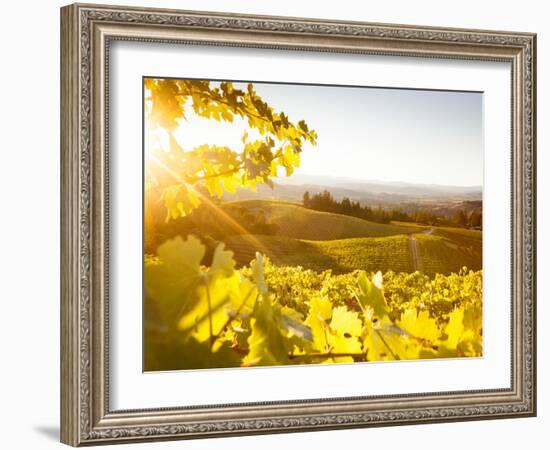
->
225;200;422;240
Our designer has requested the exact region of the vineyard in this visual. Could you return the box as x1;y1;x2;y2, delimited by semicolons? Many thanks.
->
142;78;483;372
144;236;482;371
216;201;482;276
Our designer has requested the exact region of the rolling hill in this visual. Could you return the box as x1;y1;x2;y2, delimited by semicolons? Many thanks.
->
219;202;482;276
224;200;421;240
154;199;482;276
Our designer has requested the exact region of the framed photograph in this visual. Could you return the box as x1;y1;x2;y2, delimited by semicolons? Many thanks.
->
60;3;536;446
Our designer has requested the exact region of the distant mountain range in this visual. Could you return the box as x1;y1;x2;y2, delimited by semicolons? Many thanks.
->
224;174;482;208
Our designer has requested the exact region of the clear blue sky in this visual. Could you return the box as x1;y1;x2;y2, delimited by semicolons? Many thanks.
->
172;80;483;187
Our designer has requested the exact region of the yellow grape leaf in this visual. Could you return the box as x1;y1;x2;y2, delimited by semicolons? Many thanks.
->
243;298;291;366
325;306;363;363
364;317;400;361
173;242;239;343
156;235;204;277
220;173;240;193
398;308;440;342
463;304;482;335
327;333;362;363
280;146;300;176
309;296;333;321
203;176;224;199
364;330;392;361
144;236;205;324
178;273;234;343
162;184;201;220
330;306;363;337
378;333;419;361
305;295;333;353
209;243;236;278
363;317;423;362
444;308;465;349
225;275;257;319
454;329;482;357
251;253;268;295
179;259;258;344
418;345;459;360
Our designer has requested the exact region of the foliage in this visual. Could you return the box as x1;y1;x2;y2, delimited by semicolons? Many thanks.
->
303;190;394;224
144;236;482;371
236;200;420;240
144;78;317;221
302;190;482;228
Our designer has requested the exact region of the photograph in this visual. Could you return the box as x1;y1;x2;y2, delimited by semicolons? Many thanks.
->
142;77;483;371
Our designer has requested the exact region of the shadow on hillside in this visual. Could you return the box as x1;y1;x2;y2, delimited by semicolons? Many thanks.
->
223;234;349;274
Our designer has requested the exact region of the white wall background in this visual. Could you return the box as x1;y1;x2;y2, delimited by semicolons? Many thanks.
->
0;1;545;449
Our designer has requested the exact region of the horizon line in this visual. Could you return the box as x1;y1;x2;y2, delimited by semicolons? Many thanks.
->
279;173;482;190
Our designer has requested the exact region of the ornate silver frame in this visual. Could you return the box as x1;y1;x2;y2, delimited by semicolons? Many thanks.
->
60;3;536;446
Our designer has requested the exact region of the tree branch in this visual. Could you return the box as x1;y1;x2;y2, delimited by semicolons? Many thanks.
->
175;90;273;129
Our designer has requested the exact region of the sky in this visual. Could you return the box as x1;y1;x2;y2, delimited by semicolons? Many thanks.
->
170;80;483;187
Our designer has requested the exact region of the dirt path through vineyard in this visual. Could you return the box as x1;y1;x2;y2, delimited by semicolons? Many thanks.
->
408;228;434;272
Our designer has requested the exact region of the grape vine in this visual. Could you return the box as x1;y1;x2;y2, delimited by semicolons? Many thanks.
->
144;236;482;371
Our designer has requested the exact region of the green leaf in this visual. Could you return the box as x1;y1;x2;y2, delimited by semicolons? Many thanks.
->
251;253;268;295
177;273;230;343
209;242;236;278
355;271;388;319
144;236;205;325
244;298;292;367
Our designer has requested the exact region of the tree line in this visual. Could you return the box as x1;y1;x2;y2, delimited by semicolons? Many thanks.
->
302;190;482;228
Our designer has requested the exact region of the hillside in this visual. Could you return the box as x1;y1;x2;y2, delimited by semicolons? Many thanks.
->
223;234;413;274
155;199;481;276
222;219;482;276
224;232;480;276
224;200;420;240
417;227;482;274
